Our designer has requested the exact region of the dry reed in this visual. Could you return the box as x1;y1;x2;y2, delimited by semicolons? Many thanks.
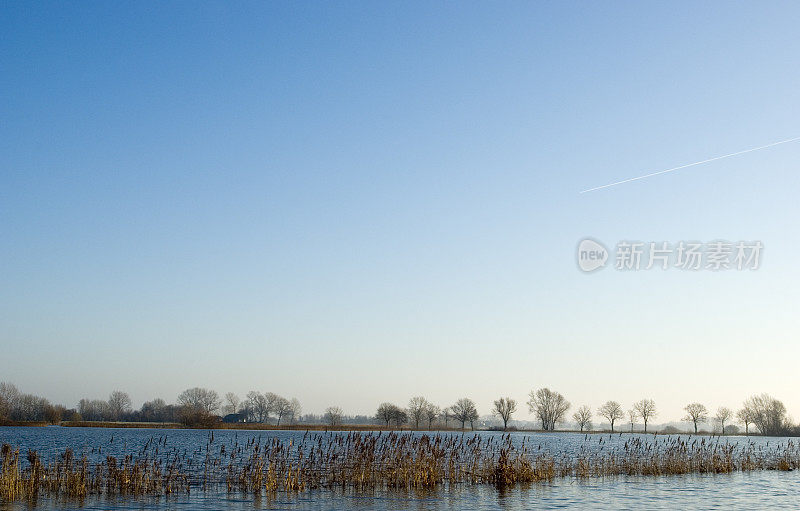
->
2;432;798;503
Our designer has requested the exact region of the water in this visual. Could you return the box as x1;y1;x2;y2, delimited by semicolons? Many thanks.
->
1;426;798;510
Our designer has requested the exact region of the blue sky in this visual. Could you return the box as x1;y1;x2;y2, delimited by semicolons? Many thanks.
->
2;2;800;422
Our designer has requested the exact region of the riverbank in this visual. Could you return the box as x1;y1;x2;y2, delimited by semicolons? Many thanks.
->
59;421;444;431
2;420;466;432
0;420;758;436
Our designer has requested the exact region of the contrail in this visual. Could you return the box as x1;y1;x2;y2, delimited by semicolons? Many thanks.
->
580;136;800;193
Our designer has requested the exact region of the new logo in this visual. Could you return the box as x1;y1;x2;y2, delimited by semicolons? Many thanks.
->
577;239;608;272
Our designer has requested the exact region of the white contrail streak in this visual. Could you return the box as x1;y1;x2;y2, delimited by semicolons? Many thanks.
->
580;136;800;193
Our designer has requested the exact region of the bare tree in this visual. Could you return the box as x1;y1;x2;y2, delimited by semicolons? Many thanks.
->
747;394;787;436
492;397;517;431
715;407;732;434
682;403;708;434
177;388;220;414
0;383;19;422
376;402;402;427
79;399;109;421
598;401;624;432
0;385;57;423
246;391;269;422
9;393;56;422
633;399;656;433
393;407;409;426
572;405;592;432
140;398;169;422
288;398;302;424
263;392;281;421
274;397;292;426
424;403;440;429
223;393;240;416
442;407;451;428
736;405;754;435
451;398;478;430
408;396;429;429
376;403;393;426
323;406;343;427
628;409;638;432
527;388;570;431
107;391;132;421
468;407;479;429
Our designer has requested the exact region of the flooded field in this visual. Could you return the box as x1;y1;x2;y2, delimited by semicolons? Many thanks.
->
1;427;798;509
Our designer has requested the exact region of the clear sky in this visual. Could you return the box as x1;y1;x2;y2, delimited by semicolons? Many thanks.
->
2;2;800;423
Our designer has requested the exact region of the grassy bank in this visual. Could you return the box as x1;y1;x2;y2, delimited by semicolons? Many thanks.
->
3;419;484;432
2;421;754;435
58;421;467;431
0;421;50;427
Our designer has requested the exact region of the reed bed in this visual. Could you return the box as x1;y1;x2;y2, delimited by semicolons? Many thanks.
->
2;432;798;503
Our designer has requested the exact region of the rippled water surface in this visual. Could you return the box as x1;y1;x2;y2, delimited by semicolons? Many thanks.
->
1;426;798;510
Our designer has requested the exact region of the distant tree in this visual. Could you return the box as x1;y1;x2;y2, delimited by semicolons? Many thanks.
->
393;407;409;426
442;407;451;428
376;402;400;427
288;398;302;424
424;403;440;429
598;401;624;432
572;405;592;432
0;382;19;422
467;406;479;430
747;394;787;436
408;396;429;428
682;403;708;434
45;404;64;424
2;391;54;422
78;398;109;421
451;398;478;430
177;387;220;414
19;394;54;422
715;407;733;434
376;404;392;426
246;391;269;422
493;397;517;431
263;392;281;420
273;397;292;426
628;409;638;432
107;391;132;421
323;406;343;427
223;393;240;416
737;406;754;435
527;388;570;431
140;398;167;422
633;399;657;433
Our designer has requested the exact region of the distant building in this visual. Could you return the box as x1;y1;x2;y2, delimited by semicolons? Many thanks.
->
222;413;245;423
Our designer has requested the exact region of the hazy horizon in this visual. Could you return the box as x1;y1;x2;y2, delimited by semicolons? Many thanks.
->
3;3;800;423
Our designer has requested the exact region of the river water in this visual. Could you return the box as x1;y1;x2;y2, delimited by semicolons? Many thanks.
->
1;426;797;510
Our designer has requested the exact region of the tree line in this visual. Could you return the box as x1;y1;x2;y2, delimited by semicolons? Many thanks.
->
0;381;795;436
378;390;794;436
